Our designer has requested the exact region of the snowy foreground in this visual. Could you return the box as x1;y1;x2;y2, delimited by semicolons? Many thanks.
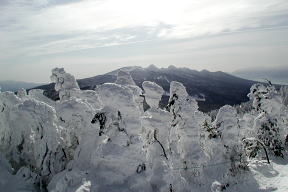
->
0;68;287;192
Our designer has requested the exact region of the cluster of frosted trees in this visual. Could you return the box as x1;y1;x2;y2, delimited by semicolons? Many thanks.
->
0;68;287;192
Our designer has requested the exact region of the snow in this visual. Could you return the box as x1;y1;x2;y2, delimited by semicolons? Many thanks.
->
0;155;36;192
167;65;177;70
141;81;172;191
28;89;56;107
0;67;288;192
222;158;288;192
249;159;288;191
17;88;28;99
156;75;170;83
115;70;136;86
192;93;206;102
50;68;80;100
214;105;238;142
146;64;159;71
142;81;164;108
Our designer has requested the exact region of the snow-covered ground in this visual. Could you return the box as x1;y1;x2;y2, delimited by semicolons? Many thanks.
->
249;159;288;192
218;158;288;192
0;67;287;192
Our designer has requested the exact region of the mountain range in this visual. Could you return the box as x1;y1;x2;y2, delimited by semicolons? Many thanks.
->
0;81;42;92
35;65;257;112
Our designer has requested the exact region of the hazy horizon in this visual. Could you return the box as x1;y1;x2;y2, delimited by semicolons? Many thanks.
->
1;64;288;85
1;0;288;83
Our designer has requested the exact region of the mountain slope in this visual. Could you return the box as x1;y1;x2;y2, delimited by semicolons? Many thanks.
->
0;81;42;92
35;65;257;112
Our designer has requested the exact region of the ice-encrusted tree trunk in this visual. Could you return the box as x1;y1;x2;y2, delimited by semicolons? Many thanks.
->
50;68;80;100
115;70;144;114
279;86;288;146
141;81;173;191
216;106;247;172
17;88;28;99
48;71;152;192
3;67;288;192
204;105;248;189
56;98;95;161
0;68;104;191
28;89;56;108
9;99;66;182
248;83;285;157
0;92;67;188
50;67;102;163
167;81;208;187
0;92;22;153
51;68;102;110
279;85;288;106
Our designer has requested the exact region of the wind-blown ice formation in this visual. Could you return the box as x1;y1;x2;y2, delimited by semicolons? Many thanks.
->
0;68;287;192
50;68;80;100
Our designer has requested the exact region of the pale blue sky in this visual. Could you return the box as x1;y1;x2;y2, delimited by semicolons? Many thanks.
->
0;0;288;83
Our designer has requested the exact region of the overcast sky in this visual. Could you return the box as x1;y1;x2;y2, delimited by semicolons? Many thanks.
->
0;0;288;83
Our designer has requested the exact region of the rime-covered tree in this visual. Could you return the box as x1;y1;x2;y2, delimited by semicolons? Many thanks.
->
141;81;173;192
1;67;287;192
279;86;288;106
167;81;208;186
48;70;151;192
204;105;248;187
248;83;284;157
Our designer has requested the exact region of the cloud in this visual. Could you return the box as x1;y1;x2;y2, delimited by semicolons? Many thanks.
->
0;0;288;57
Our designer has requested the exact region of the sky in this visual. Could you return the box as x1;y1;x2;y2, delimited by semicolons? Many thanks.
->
0;0;288;83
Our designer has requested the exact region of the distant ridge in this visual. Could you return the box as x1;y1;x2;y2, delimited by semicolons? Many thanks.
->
34;66;257;112
0;81;42;92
